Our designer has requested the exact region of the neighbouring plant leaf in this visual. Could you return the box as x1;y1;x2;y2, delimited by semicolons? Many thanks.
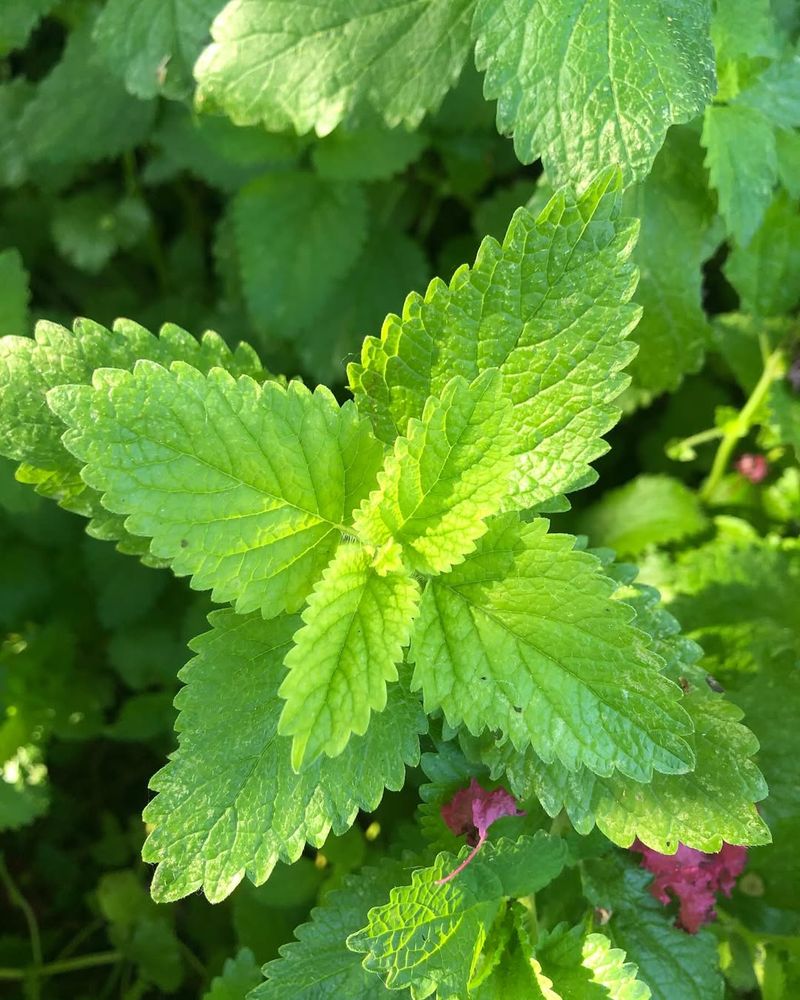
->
711;0;779;61
233;171;368;335
312;125;426;181
256;857;415;998
472;0;715;185
278;544;420;768
702;104;777;247
583;855;724;1000
666;529;800;678
350;168;641;510
0;318;267;560
51;190;151;274
19;18;155;166
769;380;800;459
0;0;57;56
724;190;800;316
93;0;225;100
347;834;567;999
411;513;694;781
0;248;29;337
49;366;384;617
297;224;430;383
577;475;708;557
142;610;427;902
624;127;717;397
194;0;475;134
536;924;651;1000
202;948;262;1000
354;369;514;575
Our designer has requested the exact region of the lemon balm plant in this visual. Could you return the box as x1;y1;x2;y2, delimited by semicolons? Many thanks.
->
1;1;799;998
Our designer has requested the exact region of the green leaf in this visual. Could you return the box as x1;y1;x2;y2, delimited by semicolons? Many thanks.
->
93;0;225;100
19;18;155;166
233;172;368;335
51;190;151;274
505;693;769;855
0;0;57;56
0;80;32;186
350;168;640;509
0;317;266;560
472;0;715;184
354;369;514;575
711;0;779;60
347;834;567;999
702;103;777;246
624;127;717;397
736;55;800;130
297;224;429;383
278;544;420;768
312;125;426;181
49;366;383;617
583;856;724;1000
202;948;262;1000
97;870;184;990
145;103;300;191
666;530;800;678
194;0;474;134
143;610;426;902
256;857;413;998
577;475;708;557
724;191;800;316
536;925;651;1000
0;745;49;832
411;514;694;780
768;381;800;459
0;248;29;337
776;127;800;198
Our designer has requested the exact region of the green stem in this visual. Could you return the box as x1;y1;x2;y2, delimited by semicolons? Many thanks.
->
0;951;120;981
700;348;785;502
670;425;725;453
0;854;42;997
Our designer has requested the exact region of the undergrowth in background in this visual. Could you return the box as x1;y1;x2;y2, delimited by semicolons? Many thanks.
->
0;1;799;998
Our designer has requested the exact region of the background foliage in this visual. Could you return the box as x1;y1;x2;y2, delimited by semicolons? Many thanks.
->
0;0;799;998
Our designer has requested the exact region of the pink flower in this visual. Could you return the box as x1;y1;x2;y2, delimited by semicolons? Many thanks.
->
631;840;748;933
736;453;769;484
438;778;525;884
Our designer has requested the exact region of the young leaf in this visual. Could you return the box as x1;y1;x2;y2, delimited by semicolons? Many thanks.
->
353;369;514;575
577;475;708;558
142;610;426;902
347;834;567;999
93;0;225;100
350;168;640;509
536;925;651;1000
19;18;155;166
0;248;29;337
194;0;475;134
412;514;694;780
49;366;384;617
583;856;724;1000
233;171;368;334
278;544;420;768
472;0;715;185
0;318;267;559
256;856;414;999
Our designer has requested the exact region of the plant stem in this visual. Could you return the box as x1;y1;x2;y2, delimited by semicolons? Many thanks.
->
0;951;120;981
700;348;785;502
0;853;42;996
